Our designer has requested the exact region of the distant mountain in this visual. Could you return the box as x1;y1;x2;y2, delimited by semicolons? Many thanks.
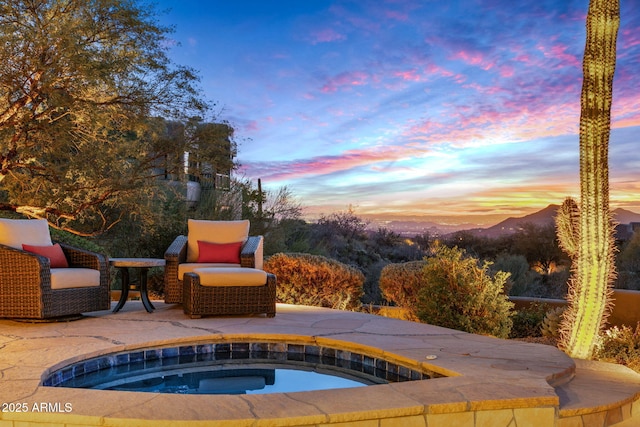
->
472;204;640;238
363;205;640;238
363;216;481;236
613;208;640;225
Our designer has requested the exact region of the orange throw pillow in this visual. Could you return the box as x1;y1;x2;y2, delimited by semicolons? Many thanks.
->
22;243;69;268
197;240;242;264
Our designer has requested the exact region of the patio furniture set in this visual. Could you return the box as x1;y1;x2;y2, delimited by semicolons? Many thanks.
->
0;218;276;320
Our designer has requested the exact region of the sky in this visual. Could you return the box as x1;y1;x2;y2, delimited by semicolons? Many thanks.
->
153;0;640;226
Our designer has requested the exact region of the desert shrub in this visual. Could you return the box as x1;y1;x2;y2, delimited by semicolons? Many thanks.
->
362;259;389;305
264;253;364;310
379;260;428;318
542;269;570;299
595;324;640;374
416;245;514;338
492;254;536;296
616;233;640;290
616;271;640;290
509;302;550;339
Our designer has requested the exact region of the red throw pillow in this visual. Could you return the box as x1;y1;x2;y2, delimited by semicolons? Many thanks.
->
22;243;69;268
197;240;242;263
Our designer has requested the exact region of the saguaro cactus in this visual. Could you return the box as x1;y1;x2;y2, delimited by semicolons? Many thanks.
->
555;0;619;359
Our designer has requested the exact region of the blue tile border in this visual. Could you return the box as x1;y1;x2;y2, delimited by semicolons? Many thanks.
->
43;341;443;388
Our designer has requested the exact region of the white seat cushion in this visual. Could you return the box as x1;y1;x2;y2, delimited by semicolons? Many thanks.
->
186;219;249;263
192;267;267;287
50;268;101;290
178;263;241;280
0;219;52;249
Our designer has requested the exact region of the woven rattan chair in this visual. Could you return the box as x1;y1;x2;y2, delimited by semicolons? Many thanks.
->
0;219;110;320
164;219;264;304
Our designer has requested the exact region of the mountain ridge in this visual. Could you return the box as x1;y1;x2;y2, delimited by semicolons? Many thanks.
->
462;204;640;238
367;204;640;237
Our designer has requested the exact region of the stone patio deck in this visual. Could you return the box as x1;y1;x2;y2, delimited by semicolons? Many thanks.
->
1;301;639;427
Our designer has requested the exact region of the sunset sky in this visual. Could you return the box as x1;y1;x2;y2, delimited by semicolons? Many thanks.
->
154;0;640;225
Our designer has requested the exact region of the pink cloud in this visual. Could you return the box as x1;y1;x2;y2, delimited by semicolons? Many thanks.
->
311;28;346;44
385;10;408;21
320;71;369;93
613;94;640;128
536;43;581;69
450;50;495;71
549;44;581;68
244;120;259;132
621;28;640;48
463;82;505;96
394;69;423;82
500;65;515;78
403;96;581;150
242;145;429;182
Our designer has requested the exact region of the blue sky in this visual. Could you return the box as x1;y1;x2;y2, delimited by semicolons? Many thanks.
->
153;0;640;225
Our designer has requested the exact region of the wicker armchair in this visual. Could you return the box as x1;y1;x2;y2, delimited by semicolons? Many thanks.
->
164;219;265;304
0;219;110;320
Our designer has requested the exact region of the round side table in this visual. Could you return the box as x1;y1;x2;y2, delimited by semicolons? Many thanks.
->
109;258;165;313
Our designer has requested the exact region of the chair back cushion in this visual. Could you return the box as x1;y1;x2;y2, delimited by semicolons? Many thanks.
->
0;219;52;249
187;220;249;263
22;243;69;268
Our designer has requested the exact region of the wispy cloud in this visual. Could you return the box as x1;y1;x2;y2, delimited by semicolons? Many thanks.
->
158;0;640;221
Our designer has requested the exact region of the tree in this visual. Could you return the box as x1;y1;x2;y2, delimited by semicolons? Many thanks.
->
184;120;238;187
555;0;619;359
0;0;206;234
310;207;370;262
512;223;566;274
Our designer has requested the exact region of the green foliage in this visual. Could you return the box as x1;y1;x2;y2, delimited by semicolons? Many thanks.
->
416;245;514;338
616;232;640;290
310;208;370;261
184;122;238;181
512;223;567;275
542;270;570;299
362;259;388;305
96;183;187;257
491;254;534;295
379;260;428;319
264;253;364;310
232;179;304;256
265;219;311;255
595;324;640;374
510;302;550;339
189;181;244;222
50;229;107;255
305;208;425;304
0;0;206;233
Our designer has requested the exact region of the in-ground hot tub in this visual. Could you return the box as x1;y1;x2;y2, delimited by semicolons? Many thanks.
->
43;341;441;394
6;303;634;427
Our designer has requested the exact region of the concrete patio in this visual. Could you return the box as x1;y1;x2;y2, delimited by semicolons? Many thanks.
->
1;301;639;427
